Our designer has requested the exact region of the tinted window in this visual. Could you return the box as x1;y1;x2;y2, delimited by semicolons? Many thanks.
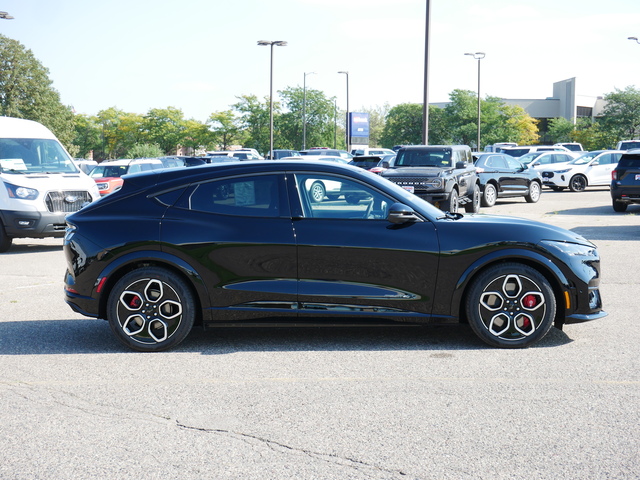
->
505;156;524;170
188;174;282;217
295;174;391;220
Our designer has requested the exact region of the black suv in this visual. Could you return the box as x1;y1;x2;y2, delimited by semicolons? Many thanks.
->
380;145;480;213
611;150;640;212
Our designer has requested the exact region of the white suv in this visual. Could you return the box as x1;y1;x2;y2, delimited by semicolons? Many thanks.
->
540;150;623;192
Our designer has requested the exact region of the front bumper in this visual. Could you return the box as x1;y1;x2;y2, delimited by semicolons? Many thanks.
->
0;209;68;238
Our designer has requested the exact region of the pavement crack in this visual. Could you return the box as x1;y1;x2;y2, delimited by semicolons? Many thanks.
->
175;420;411;478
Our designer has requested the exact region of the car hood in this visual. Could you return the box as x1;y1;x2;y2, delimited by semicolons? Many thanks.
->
439;213;594;247
383;167;449;177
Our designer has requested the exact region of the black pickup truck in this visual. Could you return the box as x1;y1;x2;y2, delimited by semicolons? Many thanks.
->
380;145;480;213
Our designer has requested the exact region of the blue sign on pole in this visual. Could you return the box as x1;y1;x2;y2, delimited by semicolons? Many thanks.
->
349;112;370;137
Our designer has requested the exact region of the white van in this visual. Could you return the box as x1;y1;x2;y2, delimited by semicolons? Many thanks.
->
0;117;100;252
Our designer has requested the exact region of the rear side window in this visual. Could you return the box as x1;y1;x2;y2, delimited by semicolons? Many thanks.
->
187;174;284;217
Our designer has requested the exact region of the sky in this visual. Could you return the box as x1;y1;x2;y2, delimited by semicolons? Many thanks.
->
1;0;639;123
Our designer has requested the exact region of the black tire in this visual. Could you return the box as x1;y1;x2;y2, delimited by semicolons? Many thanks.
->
0;222;12;253
481;183;497;207
309;181;325;203
465;184;481;213
525;181;541;203
612;200;628;212
465;263;556;348
569;174;587;192
106;267;196;352
441;189;459;213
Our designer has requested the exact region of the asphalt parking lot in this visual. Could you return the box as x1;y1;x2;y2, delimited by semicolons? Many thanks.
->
1;186;638;480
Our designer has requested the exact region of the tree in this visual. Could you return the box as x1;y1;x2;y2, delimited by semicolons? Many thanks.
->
602;86;640;141
207;110;241;150
277;86;337;150
357;104;390;147
126;142;163;158
182;119;213;153
142;107;186;155
232;94;271;154
380;103;423;147
73;114;102;159
0;34;75;150
546;117;575;144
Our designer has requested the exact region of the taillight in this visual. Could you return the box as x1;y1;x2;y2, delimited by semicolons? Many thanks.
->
611;169;618;181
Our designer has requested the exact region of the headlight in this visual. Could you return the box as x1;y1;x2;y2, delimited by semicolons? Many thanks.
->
540;240;596;257
554;169;571;174
4;182;39;200
428;178;443;189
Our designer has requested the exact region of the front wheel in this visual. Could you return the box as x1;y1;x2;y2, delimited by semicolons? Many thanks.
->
106;267;196;352
525;181;541;203
569;174;587;192
465;185;481;213
465;263;556;348
0;222;12;253
441;189;459;213
309;181;325;203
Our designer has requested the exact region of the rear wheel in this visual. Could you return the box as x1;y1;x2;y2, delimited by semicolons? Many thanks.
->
525;181;541;203
106;267;196;352
612;200;628;212
441;189;459;213
465;263;556;348
0;222;12;253
569;174;587;192
481;183;497;207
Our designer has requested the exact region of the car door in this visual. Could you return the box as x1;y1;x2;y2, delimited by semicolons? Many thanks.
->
160;173;299;318
503;155;529;193
288;171;439;320
588;153;618;186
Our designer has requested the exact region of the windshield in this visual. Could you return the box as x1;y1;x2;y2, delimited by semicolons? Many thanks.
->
518;152;544;165
0;138;78;174
395;149;451;167
569;152;598;165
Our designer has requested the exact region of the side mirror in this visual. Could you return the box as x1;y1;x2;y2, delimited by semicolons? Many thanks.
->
455;161;466;169
381;160;390;168
387;203;422;224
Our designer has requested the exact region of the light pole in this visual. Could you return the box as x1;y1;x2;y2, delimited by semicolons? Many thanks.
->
0;11;14;19
465;52;485;151
423;0;431;145
629;36;640;44
258;40;287;158
338;71;349;151
303;72;315;150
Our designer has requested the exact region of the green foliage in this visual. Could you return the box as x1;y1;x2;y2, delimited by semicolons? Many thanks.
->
358;104;390;147
232;94;271;153
278;86;337;150
207;110;241;150
380;103;423;146
547;117;575;143
142;107;186;155
0;34;75;150
602;86;640;142
126;142;163;159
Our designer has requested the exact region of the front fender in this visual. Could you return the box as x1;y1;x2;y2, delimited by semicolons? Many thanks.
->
447;247;572;319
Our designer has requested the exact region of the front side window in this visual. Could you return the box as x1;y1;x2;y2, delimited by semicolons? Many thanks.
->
187;174;282;217
295;173;391;220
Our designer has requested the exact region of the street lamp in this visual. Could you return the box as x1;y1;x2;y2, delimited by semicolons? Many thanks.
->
465;52;486;151
258;40;287;158
338;71;349;150
629;36;640;44
303;72;315;150
423;0;431;145
0;11;14;20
